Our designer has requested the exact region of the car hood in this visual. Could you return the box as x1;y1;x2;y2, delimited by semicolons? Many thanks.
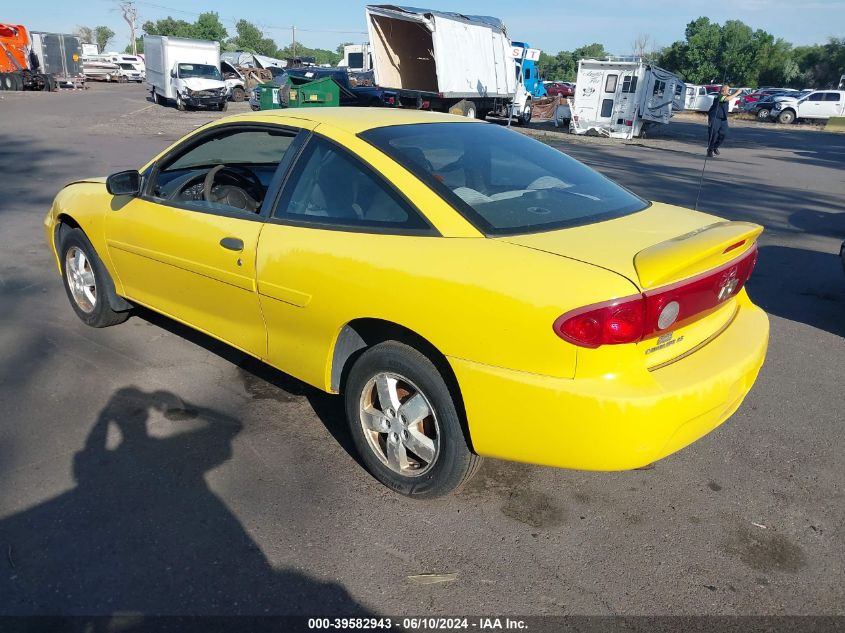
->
773;96;799;103
181;77;226;91
497;202;762;290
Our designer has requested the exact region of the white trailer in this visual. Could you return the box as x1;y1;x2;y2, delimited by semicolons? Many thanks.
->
365;4;533;122
144;35;228;111
566;58;685;139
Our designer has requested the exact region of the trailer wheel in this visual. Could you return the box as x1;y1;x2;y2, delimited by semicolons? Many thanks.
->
9;73;23;91
38;74;51;91
0;73;7;91
463;101;476;119
231;86;245;102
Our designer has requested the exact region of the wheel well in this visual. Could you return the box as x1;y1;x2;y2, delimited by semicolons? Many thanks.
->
332;318;473;449
54;213;81;250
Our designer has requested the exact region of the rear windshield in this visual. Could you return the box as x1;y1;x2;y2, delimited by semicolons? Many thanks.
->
360;123;647;236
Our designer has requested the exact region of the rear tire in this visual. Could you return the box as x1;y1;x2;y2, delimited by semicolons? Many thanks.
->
59;228;130;328
344;341;481;498
8;73;23;91
756;108;771;120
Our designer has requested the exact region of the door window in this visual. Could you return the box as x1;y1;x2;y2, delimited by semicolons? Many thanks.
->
807;93;823;101
273;136;431;233
148;127;297;215
604;74;618;93
824;93;841;102
652;80;666;99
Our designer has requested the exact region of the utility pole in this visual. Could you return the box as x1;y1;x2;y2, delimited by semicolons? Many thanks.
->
291;25;296;58
119;0;138;55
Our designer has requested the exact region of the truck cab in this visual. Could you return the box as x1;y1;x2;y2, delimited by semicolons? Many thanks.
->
169;62;228;110
771;90;845;124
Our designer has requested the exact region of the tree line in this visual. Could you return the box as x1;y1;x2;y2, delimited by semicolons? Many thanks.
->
538;17;844;89
118;12;344;65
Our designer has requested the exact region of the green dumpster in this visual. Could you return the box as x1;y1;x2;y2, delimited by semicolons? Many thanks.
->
256;75;340;111
287;76;339;108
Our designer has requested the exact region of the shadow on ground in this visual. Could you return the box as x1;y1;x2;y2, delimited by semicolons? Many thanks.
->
0;386;373;617
748;244;845;337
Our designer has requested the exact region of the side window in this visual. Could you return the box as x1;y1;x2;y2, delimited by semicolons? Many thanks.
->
652;80;666;98
807;93;823;101
621;76;638;93
825;93;841;102
525;67;531;80
604;74;618;93
150;127;296;214
273;136;430;232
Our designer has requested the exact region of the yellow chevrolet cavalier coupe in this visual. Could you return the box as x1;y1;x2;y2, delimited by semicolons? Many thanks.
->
45;108;769;497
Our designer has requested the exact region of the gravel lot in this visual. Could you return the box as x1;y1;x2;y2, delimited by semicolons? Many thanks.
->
0;83;843;620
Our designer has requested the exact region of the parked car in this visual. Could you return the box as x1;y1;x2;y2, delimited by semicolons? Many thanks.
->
770;90;845;124
746;91;804;120
43;108;768;497
544;81;573;97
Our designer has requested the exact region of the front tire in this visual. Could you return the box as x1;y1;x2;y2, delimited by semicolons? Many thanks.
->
176;94;186;111
344;341;481;498
231;86;245;102
59;228;129;328
777;110;795;124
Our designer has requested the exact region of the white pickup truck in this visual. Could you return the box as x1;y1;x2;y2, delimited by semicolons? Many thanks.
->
770;90;845;124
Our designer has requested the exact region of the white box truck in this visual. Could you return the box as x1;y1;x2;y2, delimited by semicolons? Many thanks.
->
365;5;534;123
144;35;228;111
557;58;685;139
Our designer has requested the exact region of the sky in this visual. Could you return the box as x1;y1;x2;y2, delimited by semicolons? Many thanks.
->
4;0;843;55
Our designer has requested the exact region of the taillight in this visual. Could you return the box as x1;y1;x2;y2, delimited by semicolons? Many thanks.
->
554;245;758;348
553;295;645;348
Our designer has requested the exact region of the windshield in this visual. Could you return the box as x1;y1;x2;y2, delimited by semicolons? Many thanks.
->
119;63;136;70
177;64;222;80
361;123;648;236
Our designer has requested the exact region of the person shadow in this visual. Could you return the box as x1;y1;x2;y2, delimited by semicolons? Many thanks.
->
0;387;373;620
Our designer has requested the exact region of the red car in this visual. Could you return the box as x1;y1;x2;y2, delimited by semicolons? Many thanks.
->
544;81;574;97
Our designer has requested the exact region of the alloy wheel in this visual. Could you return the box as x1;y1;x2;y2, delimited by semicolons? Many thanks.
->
358;372;440;477
65;246;97;313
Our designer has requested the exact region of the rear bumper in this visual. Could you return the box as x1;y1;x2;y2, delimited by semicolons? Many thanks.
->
450;297;769;470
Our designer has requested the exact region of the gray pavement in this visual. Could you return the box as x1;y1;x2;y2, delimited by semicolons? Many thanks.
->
0;83;843;617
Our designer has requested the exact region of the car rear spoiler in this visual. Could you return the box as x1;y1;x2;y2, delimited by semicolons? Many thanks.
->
634;221;763;288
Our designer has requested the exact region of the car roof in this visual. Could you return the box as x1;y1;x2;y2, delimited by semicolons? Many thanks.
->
224;107;481;134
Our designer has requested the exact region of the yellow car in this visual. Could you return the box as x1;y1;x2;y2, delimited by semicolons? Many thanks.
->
44;108;768;497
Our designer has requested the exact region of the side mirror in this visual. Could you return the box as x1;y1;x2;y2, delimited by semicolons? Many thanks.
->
106;170;141;196
170;69;176;78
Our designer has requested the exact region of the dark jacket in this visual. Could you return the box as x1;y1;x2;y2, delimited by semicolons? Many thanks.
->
708;96;730;124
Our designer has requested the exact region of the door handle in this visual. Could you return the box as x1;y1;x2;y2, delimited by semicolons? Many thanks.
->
220;237;244;251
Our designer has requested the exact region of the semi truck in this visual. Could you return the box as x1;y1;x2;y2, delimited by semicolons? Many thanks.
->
365;5;535;123
145;35;228;111
1;23;80;91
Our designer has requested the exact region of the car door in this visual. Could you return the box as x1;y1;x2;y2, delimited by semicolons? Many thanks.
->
255;129;439;390
800;92;825;118
104;123;305;357
823;92;843;117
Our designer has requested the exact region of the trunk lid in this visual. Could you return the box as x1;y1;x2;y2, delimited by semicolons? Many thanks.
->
500;202;763;368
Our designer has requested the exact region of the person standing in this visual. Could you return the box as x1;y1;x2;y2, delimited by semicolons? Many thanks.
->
707;84;743;157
